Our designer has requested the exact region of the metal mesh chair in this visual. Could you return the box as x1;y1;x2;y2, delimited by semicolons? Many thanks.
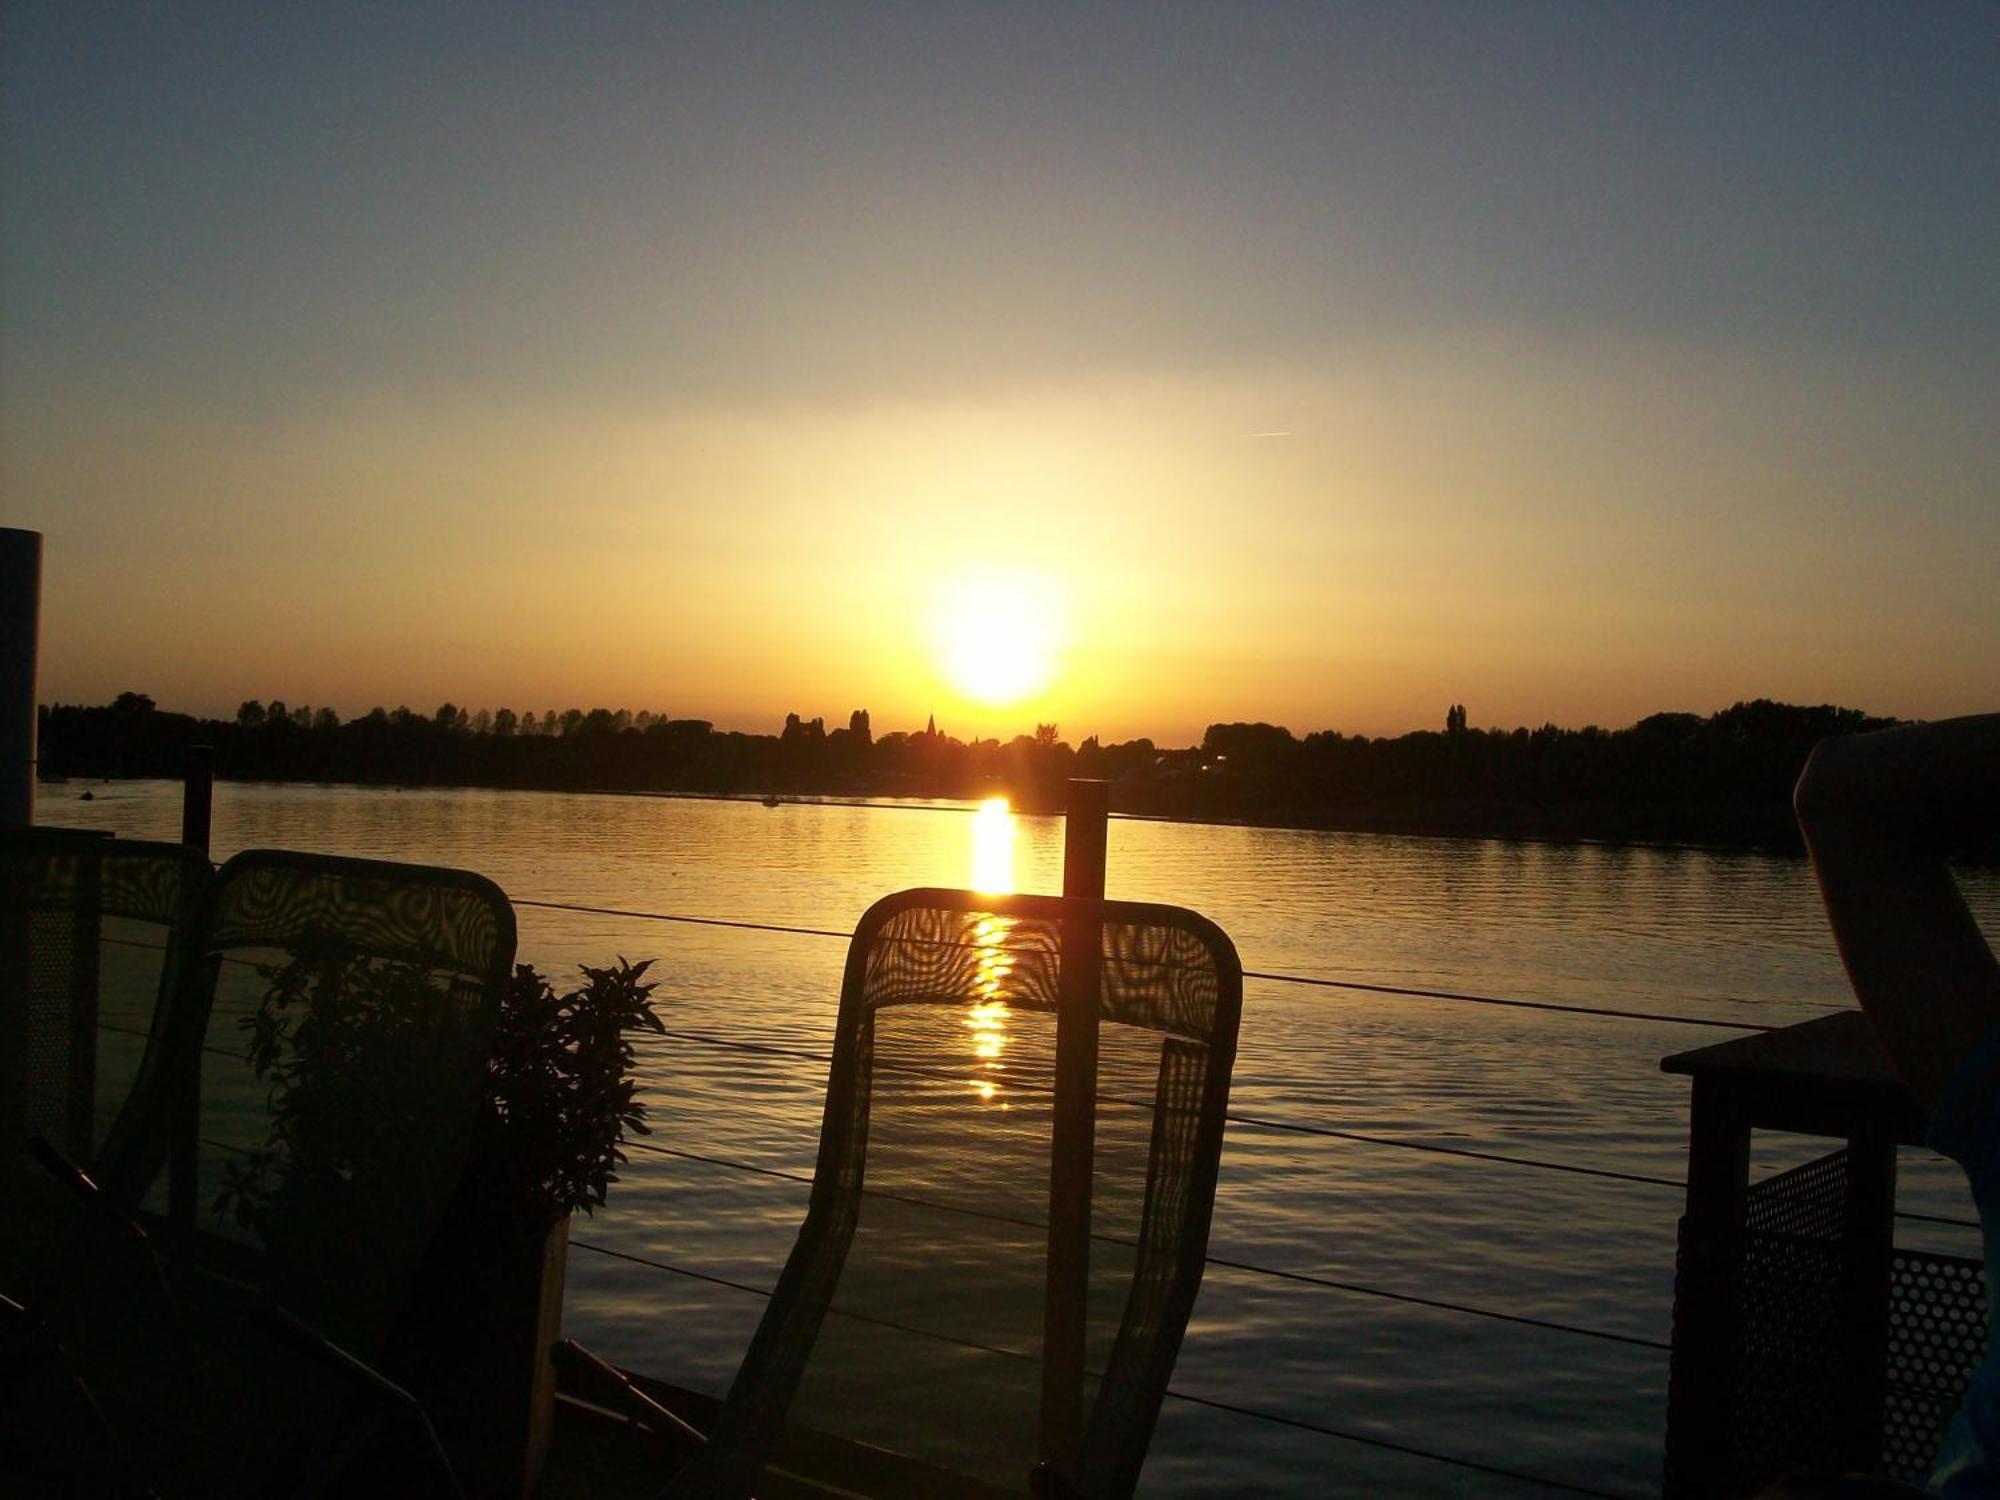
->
0;829;210;1292
31;848;517;1495
170;850;517;1340
668;886;1242;1499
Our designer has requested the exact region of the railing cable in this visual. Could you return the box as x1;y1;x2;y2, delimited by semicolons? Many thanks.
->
516;897;846;940
567;1237;1641;1500
645;1024;1692;1191
1159;1386;1638;1500
513;895;1790;1032
85;1003;1979;1228
625;1139;1671;1352
1240;968;1769;1031
637;1025;1979;1227
86;929;1983;1219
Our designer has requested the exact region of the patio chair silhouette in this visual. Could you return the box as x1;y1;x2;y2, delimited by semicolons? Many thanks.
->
3;848;516;1497
663;885;1242;1500
0;829;212;1294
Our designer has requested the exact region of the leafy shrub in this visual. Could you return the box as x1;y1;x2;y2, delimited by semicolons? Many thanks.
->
218;950;664;1238
471;958;665;1228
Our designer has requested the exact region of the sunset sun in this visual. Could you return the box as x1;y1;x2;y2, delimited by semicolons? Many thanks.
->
932;573;1060;707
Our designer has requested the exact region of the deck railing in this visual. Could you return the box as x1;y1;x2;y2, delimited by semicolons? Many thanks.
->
81;771;1981;1498
505;888;1970;1499
96;886;1977;1498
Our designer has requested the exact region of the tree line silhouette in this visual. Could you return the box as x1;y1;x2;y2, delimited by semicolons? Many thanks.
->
39;691;1921;854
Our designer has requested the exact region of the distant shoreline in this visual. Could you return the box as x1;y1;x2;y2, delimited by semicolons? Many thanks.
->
62;696;1989;863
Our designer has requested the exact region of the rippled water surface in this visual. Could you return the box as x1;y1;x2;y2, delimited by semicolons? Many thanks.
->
49;780;2000;1497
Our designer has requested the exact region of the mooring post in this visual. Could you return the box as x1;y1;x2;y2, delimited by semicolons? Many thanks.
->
1042;777;1109;1472
0;528;41;827
181;745;214;856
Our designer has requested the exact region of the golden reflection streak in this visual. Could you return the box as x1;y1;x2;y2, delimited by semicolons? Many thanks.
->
965;803;1018;1104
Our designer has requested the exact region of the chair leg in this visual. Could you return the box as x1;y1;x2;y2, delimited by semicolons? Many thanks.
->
254;1302;466;1500
552;1338;710;1450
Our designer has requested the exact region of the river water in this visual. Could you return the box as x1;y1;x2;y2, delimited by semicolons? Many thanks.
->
45;779;2000;1497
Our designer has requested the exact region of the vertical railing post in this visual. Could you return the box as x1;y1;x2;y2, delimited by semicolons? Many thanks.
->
1836;1130;1898;1471
1042;778;1108;1473
1663;1076;1750;1498
0;527;41;827
181;744;214;856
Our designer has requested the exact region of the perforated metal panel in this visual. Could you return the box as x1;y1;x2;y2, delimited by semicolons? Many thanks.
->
1730;1150;1853;1483
1672;1145;1990;1494
1884;1249;1987;1483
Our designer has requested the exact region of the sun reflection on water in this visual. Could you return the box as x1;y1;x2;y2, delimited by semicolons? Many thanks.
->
971;796;1016;895
966;799;1017;1104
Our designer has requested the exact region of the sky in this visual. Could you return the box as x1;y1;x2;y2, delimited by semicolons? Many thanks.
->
4;2;1996;744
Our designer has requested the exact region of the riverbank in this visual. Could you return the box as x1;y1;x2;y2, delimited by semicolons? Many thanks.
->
44;695;1930;860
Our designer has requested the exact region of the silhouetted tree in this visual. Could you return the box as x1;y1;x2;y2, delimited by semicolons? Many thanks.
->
849;709;872;747
312;707;340;732
492;708;518;737
112;691;155;714
1633;711;1703;742
236;700;267;728
1202;722;1296;770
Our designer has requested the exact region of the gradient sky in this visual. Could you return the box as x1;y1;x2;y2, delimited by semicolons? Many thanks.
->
4;3;1996;743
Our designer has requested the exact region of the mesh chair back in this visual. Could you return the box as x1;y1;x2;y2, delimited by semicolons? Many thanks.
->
49;849;521;1494
0;829;209;1166
0;830;209;1290
679;887;1241;1499
172;848;517;1352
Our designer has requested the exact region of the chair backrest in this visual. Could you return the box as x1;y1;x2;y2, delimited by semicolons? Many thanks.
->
59;849;519;1495
6;848;515;1495
168;847;517;1356
678;886;1242;1499
0;828;210;1171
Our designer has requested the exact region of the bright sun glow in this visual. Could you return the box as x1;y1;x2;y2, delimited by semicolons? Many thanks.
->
933;572;1059;706
970;797;1016;894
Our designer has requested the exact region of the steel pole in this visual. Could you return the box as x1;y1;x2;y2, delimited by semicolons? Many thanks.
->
0;528;41;826
181;745;214;856
1041;778;1109;1472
